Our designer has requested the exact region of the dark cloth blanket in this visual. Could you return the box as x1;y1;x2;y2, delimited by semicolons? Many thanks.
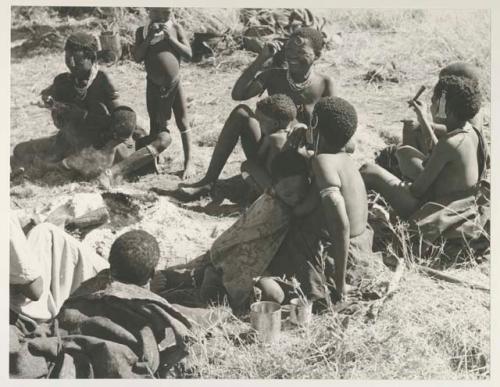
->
10;270;196;379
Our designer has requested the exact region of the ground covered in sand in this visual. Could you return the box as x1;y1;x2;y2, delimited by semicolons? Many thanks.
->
10;8;490;379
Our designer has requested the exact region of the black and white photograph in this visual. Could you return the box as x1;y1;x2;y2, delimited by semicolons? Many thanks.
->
6;0;495;381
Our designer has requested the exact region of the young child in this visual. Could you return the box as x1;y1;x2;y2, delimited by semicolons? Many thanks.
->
361;75;486;219
38;106;137;178
239;94;299;194
98;8;193;188
257;97;371;305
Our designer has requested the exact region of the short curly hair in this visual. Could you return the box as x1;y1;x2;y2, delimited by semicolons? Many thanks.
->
439;62;480;83
314;97;358;149
109;230;160;286
111;106;137;140
289;27;325;57
433;75;481;122
256;94;297;126
65;32;98;62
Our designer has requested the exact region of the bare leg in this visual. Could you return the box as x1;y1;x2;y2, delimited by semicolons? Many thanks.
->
97;132;172;189
395;145;426;181
179;104;261;198
360;163;420;219
241;160;272;193
401;120;424;150
172;83;193;180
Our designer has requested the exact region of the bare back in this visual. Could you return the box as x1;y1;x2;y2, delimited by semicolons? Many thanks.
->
429;127;480;199
313;153;368;237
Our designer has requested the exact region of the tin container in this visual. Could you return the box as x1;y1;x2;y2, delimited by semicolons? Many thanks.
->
250;301;281;343
289;298;313;326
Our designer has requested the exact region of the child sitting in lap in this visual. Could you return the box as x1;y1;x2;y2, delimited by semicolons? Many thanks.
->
240;94;303;195
256;97;371;305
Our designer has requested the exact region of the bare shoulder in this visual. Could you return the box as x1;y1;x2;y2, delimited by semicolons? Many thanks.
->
312;154;342;188
316;71;335;97
441;129;471;152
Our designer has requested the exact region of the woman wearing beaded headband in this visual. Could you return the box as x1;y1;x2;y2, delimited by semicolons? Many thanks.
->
180;27;335;199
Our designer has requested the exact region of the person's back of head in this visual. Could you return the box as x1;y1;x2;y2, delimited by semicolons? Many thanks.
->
313;96;358;152
433;75;482;123
439;62;481;83
109;230;160;286
111;106;137;140
256;94;297;132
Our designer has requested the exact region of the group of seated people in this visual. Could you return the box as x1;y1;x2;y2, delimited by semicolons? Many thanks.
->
10;7;490;379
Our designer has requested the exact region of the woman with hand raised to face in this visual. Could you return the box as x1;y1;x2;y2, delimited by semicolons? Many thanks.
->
179;27;336;199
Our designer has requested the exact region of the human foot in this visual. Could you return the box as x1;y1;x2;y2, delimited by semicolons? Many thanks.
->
177;182;213;200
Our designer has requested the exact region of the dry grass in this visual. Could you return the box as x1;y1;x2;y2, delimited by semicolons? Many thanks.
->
10;8;490;379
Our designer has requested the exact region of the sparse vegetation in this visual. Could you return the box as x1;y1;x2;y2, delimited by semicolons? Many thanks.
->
10;7;490;379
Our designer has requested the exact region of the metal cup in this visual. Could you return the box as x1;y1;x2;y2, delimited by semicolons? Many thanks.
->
250;301;281;343
289;298;312;326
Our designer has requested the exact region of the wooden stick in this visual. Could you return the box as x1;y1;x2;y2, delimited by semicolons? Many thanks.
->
413;85;426;102
416;265;489;292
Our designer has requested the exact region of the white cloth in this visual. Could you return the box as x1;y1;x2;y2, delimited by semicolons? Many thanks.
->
9;215;109;321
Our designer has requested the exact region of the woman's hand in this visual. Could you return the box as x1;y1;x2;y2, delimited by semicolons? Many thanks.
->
258;41;284;61
408;99;430;126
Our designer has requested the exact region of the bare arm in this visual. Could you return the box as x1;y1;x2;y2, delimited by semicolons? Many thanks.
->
312;156;350;301
409;100;438;153
133;27;153;63
167;24;192;61
410;139;453;198
232;42;282;101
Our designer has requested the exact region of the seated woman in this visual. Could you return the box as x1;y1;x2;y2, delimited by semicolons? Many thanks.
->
12;32;143;176
360;75;488;219
377;62;488;180
155;97;375;311
179;27;336;199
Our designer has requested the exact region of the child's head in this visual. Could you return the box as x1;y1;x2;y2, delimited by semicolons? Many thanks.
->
431;75;481;126
110;106;137;140
109;230;160;286
255;94;297;135
270;150;310;207
313;97;358;153
285;27;324;75
64;32;98;78
147;7;172;23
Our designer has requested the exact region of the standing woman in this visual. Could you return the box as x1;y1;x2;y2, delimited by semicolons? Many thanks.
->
180;27;335;198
